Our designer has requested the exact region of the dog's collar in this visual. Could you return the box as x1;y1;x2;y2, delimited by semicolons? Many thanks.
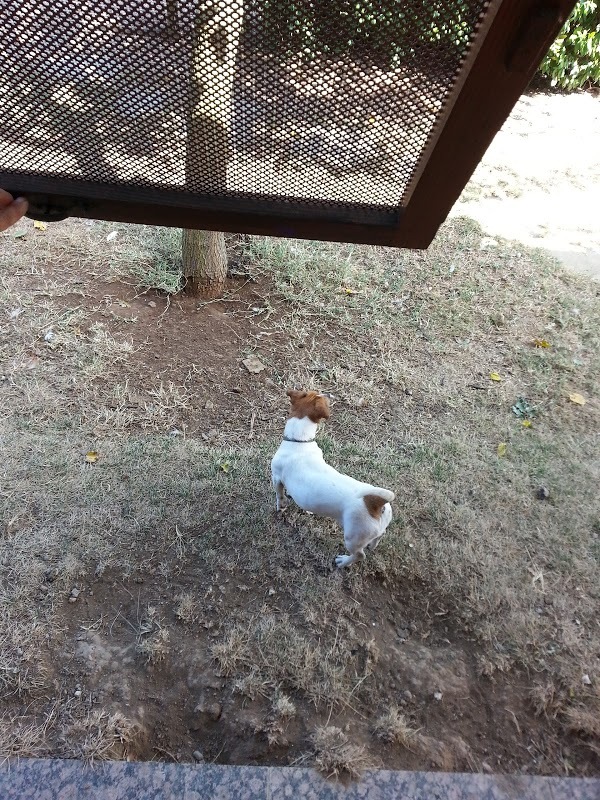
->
283;435;316;443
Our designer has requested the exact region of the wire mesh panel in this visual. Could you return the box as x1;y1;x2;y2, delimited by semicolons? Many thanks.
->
0;0;575;243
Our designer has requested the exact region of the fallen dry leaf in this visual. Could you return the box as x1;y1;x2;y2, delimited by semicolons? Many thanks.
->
22;355;40;370
497;443;507;457
533;338;551;348
33;220;48;231
521;420;532;428
568;393;586;406
219;462;232;473
490;372;502;382
85;451;98;464
242;356;266;374
342;287;361;295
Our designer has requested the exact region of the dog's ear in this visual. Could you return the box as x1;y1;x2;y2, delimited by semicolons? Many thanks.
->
286;388;308;403
310;393;331;423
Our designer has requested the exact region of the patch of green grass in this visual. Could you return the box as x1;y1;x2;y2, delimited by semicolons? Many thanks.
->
111;225;183;294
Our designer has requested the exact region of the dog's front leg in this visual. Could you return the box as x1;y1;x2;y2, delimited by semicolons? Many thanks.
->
335;550;365;568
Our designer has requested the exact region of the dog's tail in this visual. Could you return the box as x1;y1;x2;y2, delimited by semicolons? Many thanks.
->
362;488;395;519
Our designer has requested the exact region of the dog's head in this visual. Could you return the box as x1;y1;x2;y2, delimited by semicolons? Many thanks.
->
286;389;331;423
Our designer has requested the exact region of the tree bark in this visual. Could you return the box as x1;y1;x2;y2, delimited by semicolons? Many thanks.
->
182;0;243;297
182;229;228;297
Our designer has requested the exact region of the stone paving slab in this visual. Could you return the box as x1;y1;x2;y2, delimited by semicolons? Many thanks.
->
0;759;599;800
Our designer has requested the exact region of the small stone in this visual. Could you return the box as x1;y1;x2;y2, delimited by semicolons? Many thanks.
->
267;588;276;596
70;587;80;599
193;701;222;722
402;690;413;702
193;750;204;763
582;674;592;686
433;691;443;701
242;356;266;374
536;486;550;501
74;689;82;698
45;568;59;583
480;237;498;250
397;628;409;641
482;761;493;774
148;301;157;308
204;401;214;410
490;312;506;327
44;330;55;342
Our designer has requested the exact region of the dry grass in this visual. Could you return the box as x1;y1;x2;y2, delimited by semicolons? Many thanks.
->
0;714;51;761
272;693;297;719
136;629;170;665
295;726;378;780
212;611;375;707
373;707;419;746
174;593;200;624
563;706;600;739
259;693;298;746
61;710;143;762
1;208;599;765
530;682;560;718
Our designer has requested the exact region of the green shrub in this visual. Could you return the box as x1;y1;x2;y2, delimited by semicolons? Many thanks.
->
539;1;600;89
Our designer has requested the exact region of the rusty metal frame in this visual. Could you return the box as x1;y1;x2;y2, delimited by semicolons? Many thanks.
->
1;0;575;247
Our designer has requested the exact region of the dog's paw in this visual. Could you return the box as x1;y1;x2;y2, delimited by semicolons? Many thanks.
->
335;555;352;568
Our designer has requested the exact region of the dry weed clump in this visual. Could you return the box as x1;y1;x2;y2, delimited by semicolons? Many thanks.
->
136;629;170;665
174;593;199;624
530;682;560;718
62;710;143;762
295;726;378;780
562;706;600;739
260;692;298;746
373;707;419;746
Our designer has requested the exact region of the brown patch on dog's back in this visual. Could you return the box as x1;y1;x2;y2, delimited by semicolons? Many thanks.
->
363;494;388;519
287;389;331;423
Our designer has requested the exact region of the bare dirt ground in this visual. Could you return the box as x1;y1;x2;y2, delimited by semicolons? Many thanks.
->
1;93;599;779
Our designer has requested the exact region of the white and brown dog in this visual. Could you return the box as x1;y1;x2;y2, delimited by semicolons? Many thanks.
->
271;389;395;567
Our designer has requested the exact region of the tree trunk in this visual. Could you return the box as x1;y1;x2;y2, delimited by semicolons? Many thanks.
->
182;229;228;297
182;0;243;297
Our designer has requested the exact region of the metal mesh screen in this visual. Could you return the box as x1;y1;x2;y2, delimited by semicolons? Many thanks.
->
1;0;490;220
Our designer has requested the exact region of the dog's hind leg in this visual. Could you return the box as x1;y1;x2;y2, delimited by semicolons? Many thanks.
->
274;480;287;512
367;533;383;551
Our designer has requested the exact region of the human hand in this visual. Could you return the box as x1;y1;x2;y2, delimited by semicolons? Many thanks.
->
0;189;28;232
